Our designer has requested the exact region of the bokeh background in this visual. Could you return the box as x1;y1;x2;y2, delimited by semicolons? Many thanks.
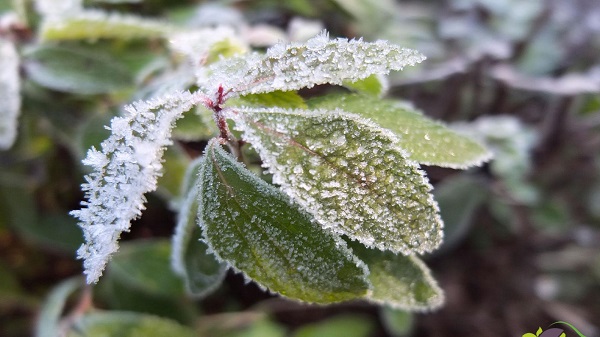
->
1;0;599;336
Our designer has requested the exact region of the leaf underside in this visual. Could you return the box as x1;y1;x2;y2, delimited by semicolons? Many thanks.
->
172;157;227;297
308;94;491;168
232;108;443;255
199;140;370;303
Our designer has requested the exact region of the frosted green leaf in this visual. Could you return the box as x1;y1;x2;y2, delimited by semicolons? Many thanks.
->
343;74;388;97
308;94;492;168
171;157;227;297
40;10;175;40
231;108;443;255
0;37;20;150
349;242;444;311
199;139;369;303
71;91;205;284
198;31;425;96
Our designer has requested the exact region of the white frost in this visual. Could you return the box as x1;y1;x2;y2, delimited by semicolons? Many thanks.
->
0;37;21;150
71;91;204;284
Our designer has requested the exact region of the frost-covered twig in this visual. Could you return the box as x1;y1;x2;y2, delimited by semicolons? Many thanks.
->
70;91;205;283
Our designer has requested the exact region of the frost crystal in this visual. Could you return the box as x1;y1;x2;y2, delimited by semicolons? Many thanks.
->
0;37;21;150
198;31;425;96
231;107;443;255
71;91;203;284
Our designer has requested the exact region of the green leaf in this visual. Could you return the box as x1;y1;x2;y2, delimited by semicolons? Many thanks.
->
380;307;413;337
292;314;374;337
23;45;134;94
307;94;491;168
108;240;185;297
36;277;83;337
172;157;228;297
343;74;387;97
232;108;442;255
172;106;219;141
349;242;444;311
67;311;195;337
199;139;369;303
228;91;308;109
102;240;197;323
434;174;488;253
156;143;191;200
40;11;175;41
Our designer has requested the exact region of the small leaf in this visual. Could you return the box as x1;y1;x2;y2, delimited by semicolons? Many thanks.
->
36;277;83;337
108;240;186;297
308;94;491;168
103;240;198;323
349;242;444;311
380;307;413;337
199;139;369;303
156;143;191;200
41;10;175;41
228;91;308;109
23;44;134;94
172;106;218;141
67;311;195;337
343;74;387;97
434;174;488;253
292;314;374;337
232;108;442;255
172;157;228;297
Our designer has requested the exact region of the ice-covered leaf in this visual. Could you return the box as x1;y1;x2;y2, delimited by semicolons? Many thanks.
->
171;157;227;297
308;94;491;168
23;44;134;95
67;311;195;337
343;74;388;97
0;37;20;150
199;139;369;303
231;108;443;255
41;10;175;40
349;242;444;311
198;31;425;96
71;91;204;284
